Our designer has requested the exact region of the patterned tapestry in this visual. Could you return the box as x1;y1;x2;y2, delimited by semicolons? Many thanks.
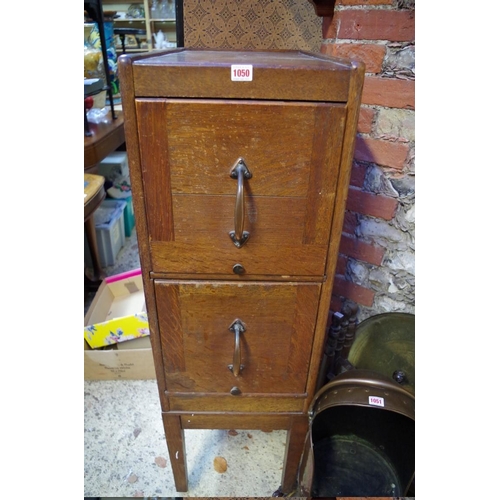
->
183;0;322;51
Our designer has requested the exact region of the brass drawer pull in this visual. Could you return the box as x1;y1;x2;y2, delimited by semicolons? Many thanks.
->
228;319;246;377
229;158;252;248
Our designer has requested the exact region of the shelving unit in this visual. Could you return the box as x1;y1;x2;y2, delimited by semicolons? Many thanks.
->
101;0;182;53
84;0;118;132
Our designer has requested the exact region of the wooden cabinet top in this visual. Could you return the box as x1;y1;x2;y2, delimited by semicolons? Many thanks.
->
118;48;364;102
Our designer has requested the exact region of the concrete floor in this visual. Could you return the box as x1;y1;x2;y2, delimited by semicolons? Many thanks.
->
84;379;289;497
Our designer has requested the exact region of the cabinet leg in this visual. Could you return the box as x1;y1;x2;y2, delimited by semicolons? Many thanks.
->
162;413;188;492
280;415;309;495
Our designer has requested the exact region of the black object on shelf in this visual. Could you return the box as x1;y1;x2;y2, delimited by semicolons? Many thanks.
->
84;78;104;96
113;27;147;53
175;0;184;47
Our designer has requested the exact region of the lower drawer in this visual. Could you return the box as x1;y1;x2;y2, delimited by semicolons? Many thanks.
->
154;280;322;396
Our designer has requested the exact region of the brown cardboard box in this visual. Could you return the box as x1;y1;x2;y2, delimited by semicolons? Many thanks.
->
84;336;155;380
84;274;156;380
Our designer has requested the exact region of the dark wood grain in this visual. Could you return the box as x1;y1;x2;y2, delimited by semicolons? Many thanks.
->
135;100;174;242
308;0;337;17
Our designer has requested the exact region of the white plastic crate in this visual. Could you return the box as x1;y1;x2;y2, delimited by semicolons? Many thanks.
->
85;199;127;268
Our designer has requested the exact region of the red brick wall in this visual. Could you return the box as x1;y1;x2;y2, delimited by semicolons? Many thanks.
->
321;1;415;316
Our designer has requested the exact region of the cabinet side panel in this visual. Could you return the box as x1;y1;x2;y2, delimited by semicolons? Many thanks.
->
287;284;322;379
303;105;346;245
118;54;169;408
303;63;366;409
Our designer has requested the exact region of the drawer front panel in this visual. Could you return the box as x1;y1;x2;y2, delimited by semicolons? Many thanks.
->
136;99;346;276
155;280;321;396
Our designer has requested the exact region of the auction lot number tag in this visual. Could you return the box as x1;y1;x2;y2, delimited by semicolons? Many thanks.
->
231;64;253;81
369;395;385;407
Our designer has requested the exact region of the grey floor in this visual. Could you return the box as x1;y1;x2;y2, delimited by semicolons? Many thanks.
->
84;227;291;498
84;379;289;497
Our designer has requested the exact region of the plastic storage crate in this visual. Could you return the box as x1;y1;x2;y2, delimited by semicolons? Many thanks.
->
123;196;135;237
85;199;127;267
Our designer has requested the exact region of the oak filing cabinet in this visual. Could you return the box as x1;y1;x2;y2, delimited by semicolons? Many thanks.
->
118;48;365;494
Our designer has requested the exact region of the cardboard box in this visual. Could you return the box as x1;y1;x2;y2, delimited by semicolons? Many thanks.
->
84;336;156;380
84;269;149;348
84;269;156;380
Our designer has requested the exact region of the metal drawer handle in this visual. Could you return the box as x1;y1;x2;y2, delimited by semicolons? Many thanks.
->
229;158;252;248
228;319;246;377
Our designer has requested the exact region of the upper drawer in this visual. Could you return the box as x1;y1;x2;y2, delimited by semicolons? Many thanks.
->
136;99;346;277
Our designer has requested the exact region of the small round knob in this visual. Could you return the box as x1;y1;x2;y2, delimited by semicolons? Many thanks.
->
233;264;245;275
230;386;241;396
392;370;406;384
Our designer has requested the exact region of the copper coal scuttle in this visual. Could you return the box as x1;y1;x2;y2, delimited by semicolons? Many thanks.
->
296;309;415;497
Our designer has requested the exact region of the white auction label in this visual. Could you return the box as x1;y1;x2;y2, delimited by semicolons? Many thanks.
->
231;64;253;81
368;395;385;407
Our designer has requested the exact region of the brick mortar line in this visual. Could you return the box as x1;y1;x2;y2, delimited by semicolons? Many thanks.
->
323;38;414;44
335;6;411;12
322;39;390;45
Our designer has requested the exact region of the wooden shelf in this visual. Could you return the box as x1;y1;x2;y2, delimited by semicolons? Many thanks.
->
118;48;148;53
102;0;178;50
113;18;146;22
84;110;125;171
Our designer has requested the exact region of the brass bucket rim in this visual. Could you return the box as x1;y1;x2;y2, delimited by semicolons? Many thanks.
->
309;369;415;422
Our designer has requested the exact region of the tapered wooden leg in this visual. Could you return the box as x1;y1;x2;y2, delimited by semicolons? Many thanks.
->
162;413;188;492
280;415;309;494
